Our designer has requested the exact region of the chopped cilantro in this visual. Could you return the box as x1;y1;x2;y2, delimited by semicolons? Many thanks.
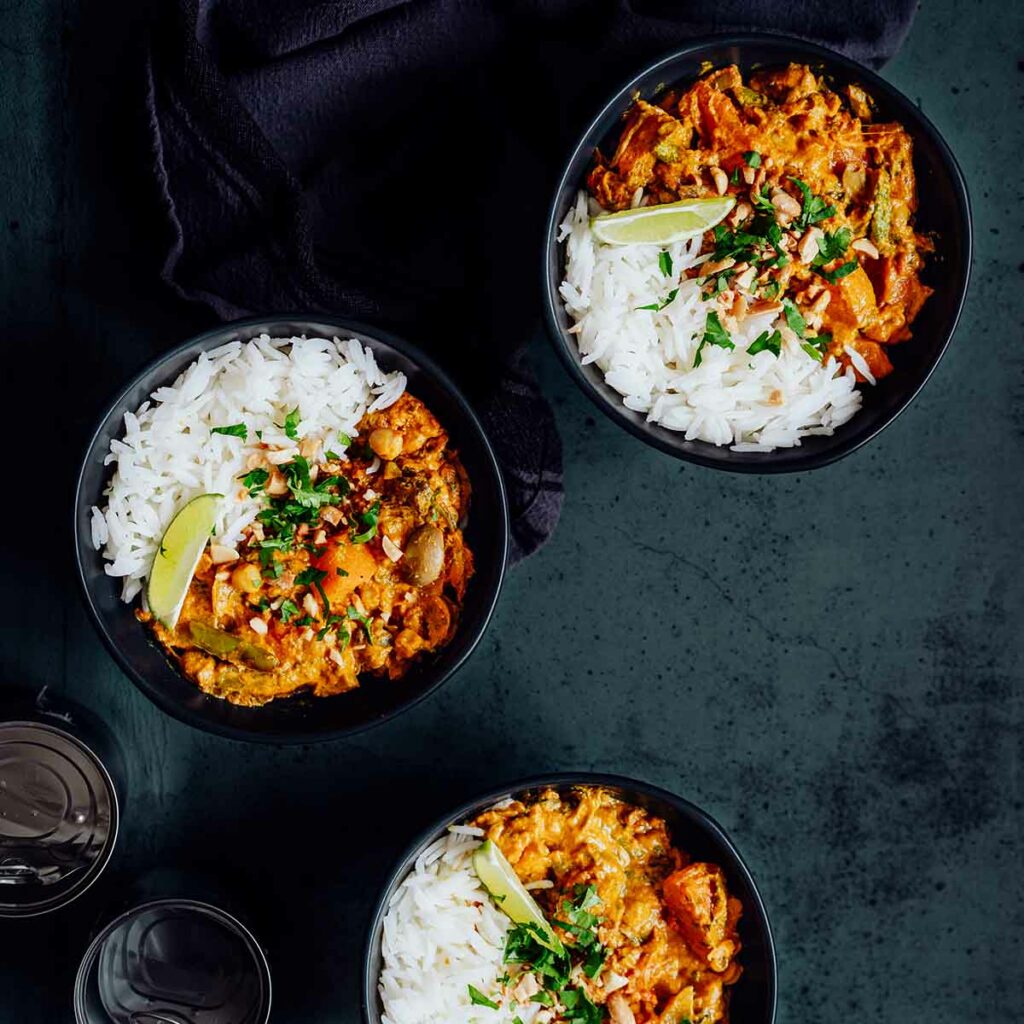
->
239;467;269;497
743;150;762;167
338;432;352;447
811;226;852;267
761;279;781;299
635;287;679;312
820;259;859;283
801;342;824;361
751;185;775;214
694;310;735;367
211;423;247;439
335;567;349;577
351;500;382;544
278;599;299;623
729;165;741;186
747;329;782;357
783;300;807;338
283;407;300;441
324;450;341;461
296;566;330;613
295;614;314;627
658;250;673;277
346;605;374;643
788;176;837;228
467;985;499;1010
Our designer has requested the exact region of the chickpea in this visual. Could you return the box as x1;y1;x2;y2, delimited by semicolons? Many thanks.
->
230;562;263;594
368;427;403;461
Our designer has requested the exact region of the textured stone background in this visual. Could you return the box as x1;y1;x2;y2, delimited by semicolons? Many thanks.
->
0;2;1021;1021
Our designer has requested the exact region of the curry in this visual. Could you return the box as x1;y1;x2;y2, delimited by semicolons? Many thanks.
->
141;392;473;706
589;63;932;380
472;788;742;1024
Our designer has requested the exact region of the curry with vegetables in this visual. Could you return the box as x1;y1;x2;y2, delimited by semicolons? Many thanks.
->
472;787;742;1024
141;392;473;706
589;62;933;380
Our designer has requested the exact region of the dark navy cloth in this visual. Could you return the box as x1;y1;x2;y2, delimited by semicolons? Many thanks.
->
146;0;917;561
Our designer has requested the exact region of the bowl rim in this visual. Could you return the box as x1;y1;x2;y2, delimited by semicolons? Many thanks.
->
360;770;778;1024
73;313;510;744
542;31;973;473
72;896;273;1023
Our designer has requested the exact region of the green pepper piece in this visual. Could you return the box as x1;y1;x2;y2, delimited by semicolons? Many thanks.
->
237;641;279;672
733;86;765;108
189;620;240;659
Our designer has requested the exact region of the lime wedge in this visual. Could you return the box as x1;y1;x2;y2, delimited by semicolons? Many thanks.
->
592;196;735;245
147;493;223;628
471;839;564;954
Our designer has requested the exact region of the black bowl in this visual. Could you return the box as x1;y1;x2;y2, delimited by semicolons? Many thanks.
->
362;773;777;1023
543;33;972;472
74;316;509;743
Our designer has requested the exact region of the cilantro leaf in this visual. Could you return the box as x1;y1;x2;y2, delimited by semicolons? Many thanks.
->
811;227;852;267
346;604;374;643
467;985;499;1010
211;423;247;440
788;176;837;229
743;150;762;168
278;598;299;623
820;259;859;283
783;300;806;338
747;329;782;357
693;310;735;367
658;250;673;277
635;288;679;312
351;500;382;544
283;407;300;440
239;468;269;496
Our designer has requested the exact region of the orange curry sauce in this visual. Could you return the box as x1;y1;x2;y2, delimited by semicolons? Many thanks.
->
589;63;933;381
143;393;473;706
473;788;743;1024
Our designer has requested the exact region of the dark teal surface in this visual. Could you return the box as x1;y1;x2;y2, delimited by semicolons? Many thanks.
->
1;3;1021;1022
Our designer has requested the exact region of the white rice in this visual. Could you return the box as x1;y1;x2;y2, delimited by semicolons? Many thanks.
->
379;829;543;1024
558;190;866;451
90;334;406;602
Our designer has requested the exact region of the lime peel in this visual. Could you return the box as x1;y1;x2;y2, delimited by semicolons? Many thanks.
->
592;196;735;246
147;493;223;628
471;839;564;955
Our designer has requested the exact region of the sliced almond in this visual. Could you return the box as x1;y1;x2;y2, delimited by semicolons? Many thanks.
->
249;617;268;636
851;237;880;259
703;256;736;275
298;436;321;459
209;544;239;565
741;165;756;185
265;448;295;466
734;266;757;292
749;298;784;316
798;227;823;264
809;290;832;315
709;166;729;195
303;592;319;618
727;200;752;227
266;469;288;496
768;388;784;406
731;294;749;320
328;648;344;667
381;535;403;563
771;188;801;220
